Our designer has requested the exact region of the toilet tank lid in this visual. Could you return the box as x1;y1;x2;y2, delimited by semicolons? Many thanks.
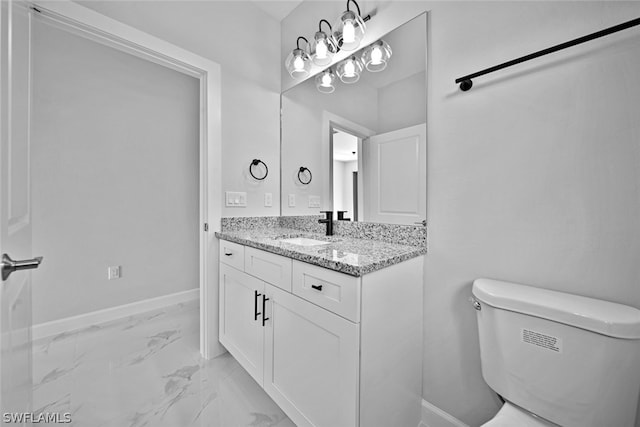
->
472;279;640;339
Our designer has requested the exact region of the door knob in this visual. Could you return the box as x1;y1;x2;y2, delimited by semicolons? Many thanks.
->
1;253;43;281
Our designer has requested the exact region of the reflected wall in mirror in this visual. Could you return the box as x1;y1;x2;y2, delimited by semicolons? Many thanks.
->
281;13;427;225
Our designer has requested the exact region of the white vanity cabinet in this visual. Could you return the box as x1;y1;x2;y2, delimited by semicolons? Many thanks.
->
218;239;423;427
264;283;360;426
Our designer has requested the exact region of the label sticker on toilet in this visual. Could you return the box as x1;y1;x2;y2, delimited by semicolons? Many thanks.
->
521;329;563;353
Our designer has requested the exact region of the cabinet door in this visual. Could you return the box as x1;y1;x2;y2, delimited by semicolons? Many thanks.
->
263;284;359;427
219;263;265;385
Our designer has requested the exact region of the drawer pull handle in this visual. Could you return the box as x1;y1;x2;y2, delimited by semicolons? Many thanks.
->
262;296;269;326
311;284;323;291
224;251;233;256
254;290;261;321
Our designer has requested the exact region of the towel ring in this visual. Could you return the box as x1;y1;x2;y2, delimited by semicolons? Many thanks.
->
249;159;268;181
298;167;312;185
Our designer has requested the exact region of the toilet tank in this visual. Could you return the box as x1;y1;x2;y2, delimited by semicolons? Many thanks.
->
472;279;640;427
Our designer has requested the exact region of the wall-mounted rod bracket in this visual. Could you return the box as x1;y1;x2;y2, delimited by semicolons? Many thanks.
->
455;17;640;91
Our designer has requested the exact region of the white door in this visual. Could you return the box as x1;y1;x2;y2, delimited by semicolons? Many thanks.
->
219;264;265;385
362;123;426;225
1;0;39;420
263;284;359;427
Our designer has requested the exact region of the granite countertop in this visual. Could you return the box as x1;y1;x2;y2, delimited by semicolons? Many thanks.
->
216;227;427;277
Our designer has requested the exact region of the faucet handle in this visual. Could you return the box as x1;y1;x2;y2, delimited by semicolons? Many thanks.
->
337;211;350;221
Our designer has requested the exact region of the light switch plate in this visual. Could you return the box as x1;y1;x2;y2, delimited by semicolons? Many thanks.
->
288;194;296;207
308;195;321;208
226;191;247;207
264;193;273;207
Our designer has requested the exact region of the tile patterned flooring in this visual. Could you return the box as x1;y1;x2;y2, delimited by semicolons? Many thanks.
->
32;301;295;427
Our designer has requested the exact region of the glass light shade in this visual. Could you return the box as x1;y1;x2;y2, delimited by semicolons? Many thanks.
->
315;69;336;93
310;31;338;66
362;40;392;72
285;48;311;79
333;10;366;51
336;56;363;84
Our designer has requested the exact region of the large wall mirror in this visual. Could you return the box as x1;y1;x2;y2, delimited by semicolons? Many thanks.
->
281;13;426;225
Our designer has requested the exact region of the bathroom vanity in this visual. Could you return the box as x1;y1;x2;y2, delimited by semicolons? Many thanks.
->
216;226;425;427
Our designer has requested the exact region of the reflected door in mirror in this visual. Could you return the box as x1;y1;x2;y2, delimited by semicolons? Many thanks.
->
362;124;426;225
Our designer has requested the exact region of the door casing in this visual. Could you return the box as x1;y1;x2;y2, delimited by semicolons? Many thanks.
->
30;0;223;359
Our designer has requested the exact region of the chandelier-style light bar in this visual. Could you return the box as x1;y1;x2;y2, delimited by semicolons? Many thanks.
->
285;36;311;79
315;68;336;93
336;56;363;84
361;39;392;72
333;0;368;51
285;0;393;93
310;19;339;66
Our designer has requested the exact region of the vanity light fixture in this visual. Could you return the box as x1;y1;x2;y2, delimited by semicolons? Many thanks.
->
315;68;336;93
362;39;392;72
311;19;339;66
333;0;369;52
337;55;363;84
285;36;311;79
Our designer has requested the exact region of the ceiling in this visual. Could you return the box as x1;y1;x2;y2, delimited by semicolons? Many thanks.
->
251;1;304;22
333;129;359;162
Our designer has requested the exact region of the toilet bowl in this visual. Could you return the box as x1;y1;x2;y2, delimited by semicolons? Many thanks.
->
472;278;640;427
481;402;557;427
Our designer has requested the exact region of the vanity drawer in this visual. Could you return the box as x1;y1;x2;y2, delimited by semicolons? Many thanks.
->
245;247;292;292
220;240;245;270
292;261;361;323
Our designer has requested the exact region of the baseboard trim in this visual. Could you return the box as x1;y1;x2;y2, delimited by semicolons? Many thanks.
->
421;399;469;427
32;289;199;341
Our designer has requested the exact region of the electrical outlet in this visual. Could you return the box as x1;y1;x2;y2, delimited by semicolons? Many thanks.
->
288;194;296;207
264;193;273;207
108;266;121;280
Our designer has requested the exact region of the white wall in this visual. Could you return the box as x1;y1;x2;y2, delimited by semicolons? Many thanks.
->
31;18;201;324
284;1;640;425
79;1;282;218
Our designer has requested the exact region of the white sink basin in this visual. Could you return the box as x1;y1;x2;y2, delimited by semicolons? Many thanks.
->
279;237;331;246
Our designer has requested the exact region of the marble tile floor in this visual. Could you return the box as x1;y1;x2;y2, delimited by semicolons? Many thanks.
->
32;300;295;427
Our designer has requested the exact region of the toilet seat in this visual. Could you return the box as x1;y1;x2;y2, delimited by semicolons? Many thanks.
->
481;401;558;427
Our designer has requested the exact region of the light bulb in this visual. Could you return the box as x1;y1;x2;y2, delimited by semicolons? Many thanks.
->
316;40;328;59
343;20;355;44
371;46;383;65
321;73;332;87
344;60;355;77
293;55;304;71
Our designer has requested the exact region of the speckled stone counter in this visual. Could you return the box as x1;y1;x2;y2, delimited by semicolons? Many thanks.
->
215;227;427;277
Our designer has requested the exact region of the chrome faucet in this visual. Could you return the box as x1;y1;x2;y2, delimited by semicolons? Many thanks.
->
318;211;334;236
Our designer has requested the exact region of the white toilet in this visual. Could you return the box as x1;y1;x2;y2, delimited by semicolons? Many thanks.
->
472;278;640;427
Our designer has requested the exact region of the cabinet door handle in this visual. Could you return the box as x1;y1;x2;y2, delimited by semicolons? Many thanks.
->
262;295;270;326
254;290;261;321
311;284;323;291
224;251;233;256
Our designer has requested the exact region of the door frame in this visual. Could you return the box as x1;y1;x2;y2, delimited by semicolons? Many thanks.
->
322;111;374;218
32;1;223;359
